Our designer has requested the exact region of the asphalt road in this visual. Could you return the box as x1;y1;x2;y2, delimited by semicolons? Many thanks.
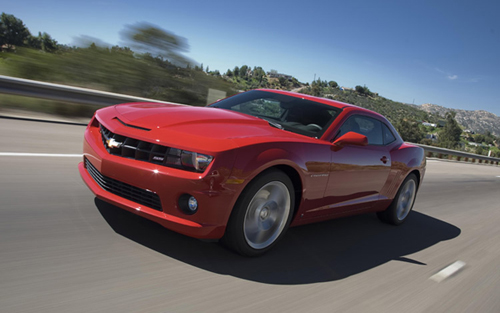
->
1;117;499;312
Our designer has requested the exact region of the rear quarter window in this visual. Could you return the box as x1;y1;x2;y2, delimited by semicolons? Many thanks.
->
382;123;396;145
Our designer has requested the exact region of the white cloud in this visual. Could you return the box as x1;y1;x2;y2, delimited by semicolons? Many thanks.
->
433;67;458;80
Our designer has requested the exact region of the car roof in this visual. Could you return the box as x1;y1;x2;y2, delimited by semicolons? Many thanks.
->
257;88;385;119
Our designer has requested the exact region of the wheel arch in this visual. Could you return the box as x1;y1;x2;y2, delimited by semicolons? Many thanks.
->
229;164;304;225
409;169;421;188
222;164;302;256
272;164;303;221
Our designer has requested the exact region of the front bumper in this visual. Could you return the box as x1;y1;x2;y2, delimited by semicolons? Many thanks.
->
79;117;239;239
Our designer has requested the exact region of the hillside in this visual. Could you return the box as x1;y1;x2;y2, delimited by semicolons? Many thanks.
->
3;11;497;139
299;84;440;125
418;103;500;136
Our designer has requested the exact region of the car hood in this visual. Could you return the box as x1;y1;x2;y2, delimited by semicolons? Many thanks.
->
103;102;314;153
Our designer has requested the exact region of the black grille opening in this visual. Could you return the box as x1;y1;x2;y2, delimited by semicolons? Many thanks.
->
99;124;203;172
85;158;162;212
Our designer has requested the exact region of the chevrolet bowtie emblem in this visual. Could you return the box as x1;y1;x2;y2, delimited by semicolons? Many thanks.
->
107;138;123;149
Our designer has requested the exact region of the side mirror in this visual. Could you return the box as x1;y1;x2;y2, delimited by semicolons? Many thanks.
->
333;131;368;147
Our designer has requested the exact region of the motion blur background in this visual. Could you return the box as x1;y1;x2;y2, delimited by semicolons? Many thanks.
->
1;0;500;157
1;2;500;312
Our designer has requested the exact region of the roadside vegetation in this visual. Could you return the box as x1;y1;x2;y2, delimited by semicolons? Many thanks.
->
0;12;498;156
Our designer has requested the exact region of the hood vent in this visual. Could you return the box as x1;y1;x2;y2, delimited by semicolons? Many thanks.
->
114;117;151;131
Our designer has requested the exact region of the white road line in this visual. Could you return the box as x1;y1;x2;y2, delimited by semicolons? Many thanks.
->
430;260;466;283
0;152;82;157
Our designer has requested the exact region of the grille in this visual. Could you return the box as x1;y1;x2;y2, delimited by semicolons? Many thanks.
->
100;124;188;170
85;158;162;212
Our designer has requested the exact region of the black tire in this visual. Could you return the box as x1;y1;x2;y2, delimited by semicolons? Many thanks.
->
377;173;418;225
223;169;295;257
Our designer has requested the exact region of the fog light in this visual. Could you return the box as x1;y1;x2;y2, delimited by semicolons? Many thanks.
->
188;196;198;211
179;194;198;215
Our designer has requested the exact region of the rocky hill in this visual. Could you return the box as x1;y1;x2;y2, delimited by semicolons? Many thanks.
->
417;103;500;136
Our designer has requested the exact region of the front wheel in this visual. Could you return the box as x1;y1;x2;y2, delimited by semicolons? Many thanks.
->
223;169;294;256
377;173;418;225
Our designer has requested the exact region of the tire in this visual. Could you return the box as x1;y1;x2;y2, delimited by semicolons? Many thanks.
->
377;173;418;225
223;169;295;257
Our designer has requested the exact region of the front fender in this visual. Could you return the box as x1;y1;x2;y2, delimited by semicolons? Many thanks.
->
229;143;306;191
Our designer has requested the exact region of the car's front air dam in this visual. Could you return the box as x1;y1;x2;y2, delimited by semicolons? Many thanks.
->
79;161;227;239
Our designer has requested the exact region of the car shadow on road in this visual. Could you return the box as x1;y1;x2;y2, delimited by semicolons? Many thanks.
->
95;198;460;285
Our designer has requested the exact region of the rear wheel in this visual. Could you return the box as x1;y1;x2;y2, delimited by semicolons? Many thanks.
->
377;173;418;225
223;169;294;256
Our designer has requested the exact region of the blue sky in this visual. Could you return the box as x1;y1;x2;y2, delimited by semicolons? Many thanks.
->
4;0;500;115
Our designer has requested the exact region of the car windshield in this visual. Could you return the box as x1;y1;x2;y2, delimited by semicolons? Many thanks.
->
209;90;341;138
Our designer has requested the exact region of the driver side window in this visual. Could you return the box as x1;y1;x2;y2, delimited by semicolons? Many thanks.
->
337;116;361;138
337;115;384;145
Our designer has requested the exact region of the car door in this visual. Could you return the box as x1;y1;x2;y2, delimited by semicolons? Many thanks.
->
323;115;392;213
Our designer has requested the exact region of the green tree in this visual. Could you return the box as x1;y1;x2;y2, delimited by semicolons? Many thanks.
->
395;119;425;143
484;131;495;145
355;85;372;96
253;66;265;81
0;13;31;50
121;22;191;67
311;83;321;96
111;45;134;56
240;65;248;78
475;145;485;155
38;32;58;52
438;112;462;149
474;134;485;144
328;80;338;88
25;34;41;49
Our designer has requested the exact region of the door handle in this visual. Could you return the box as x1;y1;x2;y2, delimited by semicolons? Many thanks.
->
380;156;388;164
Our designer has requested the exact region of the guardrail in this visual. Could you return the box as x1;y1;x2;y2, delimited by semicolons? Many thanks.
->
414;143;500;165
0;75;176;106
1;75;499;166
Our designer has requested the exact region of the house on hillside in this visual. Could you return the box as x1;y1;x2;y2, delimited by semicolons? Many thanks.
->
267;70;292;80
340;86;354;92
422;122;437;127
425;134;438;141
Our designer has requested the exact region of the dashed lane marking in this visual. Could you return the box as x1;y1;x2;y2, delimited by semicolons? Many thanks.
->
429;260;466;283
0;152;82;157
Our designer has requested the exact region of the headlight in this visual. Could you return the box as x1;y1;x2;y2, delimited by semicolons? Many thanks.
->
179;150;213;172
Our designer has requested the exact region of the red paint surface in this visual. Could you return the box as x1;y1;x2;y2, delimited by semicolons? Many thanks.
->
79;90;425;239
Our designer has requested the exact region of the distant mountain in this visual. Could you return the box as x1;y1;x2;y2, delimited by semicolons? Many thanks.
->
417;103;500;136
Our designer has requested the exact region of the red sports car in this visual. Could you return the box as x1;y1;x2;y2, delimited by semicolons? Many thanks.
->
79;89;425;256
